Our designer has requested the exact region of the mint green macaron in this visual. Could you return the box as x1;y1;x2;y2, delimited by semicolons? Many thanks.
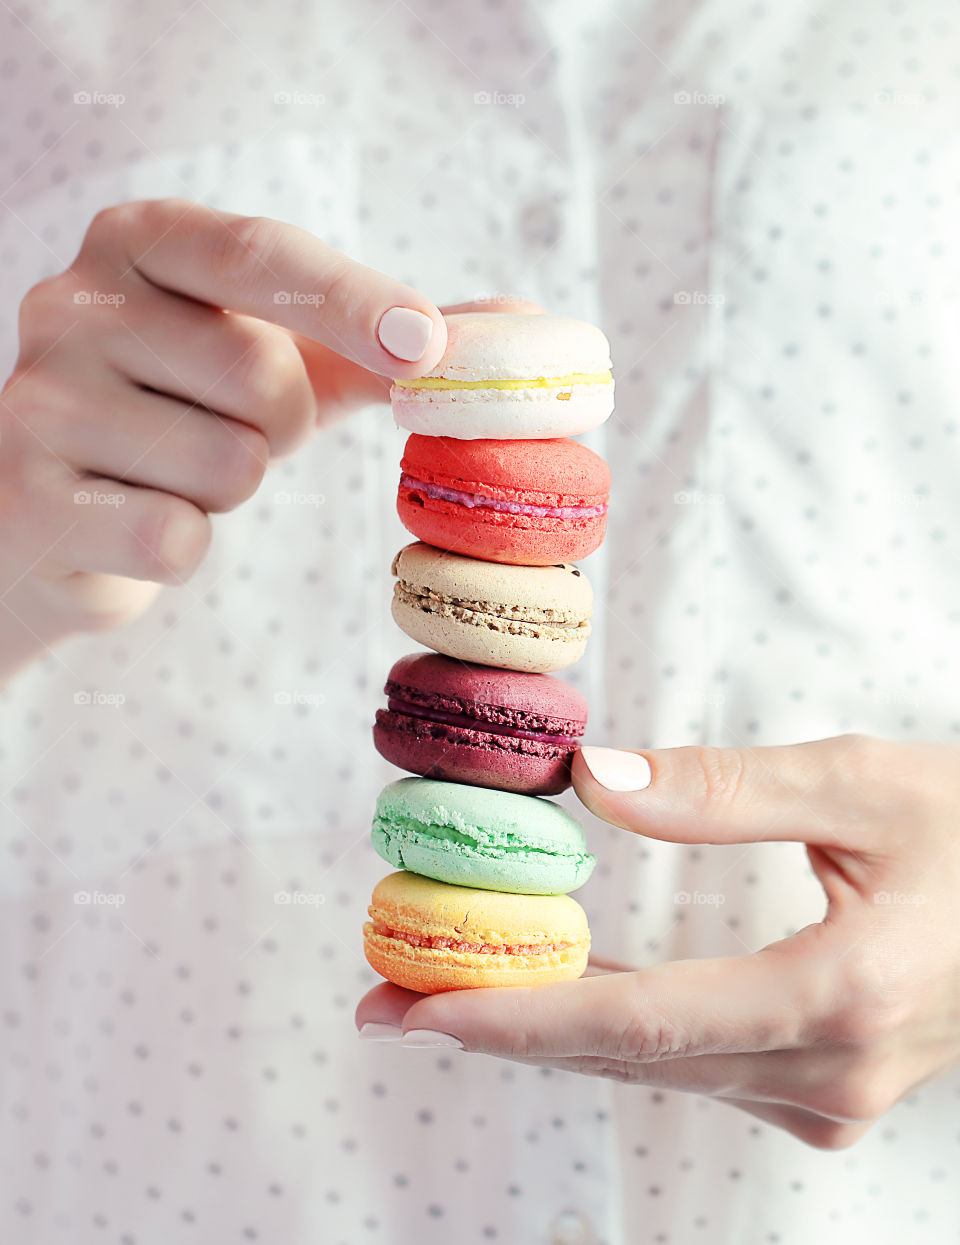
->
371;777;595;895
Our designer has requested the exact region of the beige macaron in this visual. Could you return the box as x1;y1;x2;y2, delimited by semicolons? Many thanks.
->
391;542;593;674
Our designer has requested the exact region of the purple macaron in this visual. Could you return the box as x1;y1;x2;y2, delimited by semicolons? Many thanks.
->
373;653;588;796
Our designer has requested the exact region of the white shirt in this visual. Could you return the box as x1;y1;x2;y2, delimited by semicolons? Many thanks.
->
2;2;959;1242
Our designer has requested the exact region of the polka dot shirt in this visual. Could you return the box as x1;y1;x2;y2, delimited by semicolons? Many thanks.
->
1;1;959;1242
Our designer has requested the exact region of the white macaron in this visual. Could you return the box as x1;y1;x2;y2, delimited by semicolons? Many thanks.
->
390;312;614;440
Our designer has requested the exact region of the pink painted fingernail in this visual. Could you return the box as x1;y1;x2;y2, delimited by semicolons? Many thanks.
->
580;746;653;792
377;307;435;361
358;1022;401;1042
401;1029;464;1049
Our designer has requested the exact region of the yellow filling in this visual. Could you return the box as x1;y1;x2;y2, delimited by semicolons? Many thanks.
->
393;371;612;391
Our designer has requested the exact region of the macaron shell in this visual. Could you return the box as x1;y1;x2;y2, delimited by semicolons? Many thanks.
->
406;314;613;381
392;543;593;616
371;777;596;895
364;871;591;993
397;494;607;565
391;384;614;440
373;711;575;795
383;653;589;726
401;435;610;504
363;923;589;993
391;593;589;673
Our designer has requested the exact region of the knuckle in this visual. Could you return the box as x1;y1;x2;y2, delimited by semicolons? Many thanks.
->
832;733;941;837
816;1064;896;1123
19;275;57;320
232;331;305;409
833;733;891;789
208;213;277;295
131;501;210;582
799;1119;871;1151
2;366;72;441
825;945;904;1046
18;273;78;339
202;421;269;511
691;745;749;812
83;200;140;249
318;257;357;310
605;987;694;1062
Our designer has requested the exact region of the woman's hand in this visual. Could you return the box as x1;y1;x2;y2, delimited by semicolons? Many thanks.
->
0;198;454;677
356;734;960;1149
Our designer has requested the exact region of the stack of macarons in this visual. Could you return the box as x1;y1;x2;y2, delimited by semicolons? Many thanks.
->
363;312;614;994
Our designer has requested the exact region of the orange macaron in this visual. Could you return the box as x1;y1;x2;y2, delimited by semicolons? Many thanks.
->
363;871;591;994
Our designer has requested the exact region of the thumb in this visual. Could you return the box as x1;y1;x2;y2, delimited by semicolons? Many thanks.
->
572;735;890;851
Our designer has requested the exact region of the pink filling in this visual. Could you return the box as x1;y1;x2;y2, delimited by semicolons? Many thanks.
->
400;473;608;519
374;921;569;956
387;697;579;746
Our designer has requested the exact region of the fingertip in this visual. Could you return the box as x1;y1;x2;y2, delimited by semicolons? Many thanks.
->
577;746;654;793
354;981;425;1032
376;303;447;374
399;988;478;1043
571;747;655;831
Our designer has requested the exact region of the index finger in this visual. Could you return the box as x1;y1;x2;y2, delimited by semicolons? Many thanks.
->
81;198;447;377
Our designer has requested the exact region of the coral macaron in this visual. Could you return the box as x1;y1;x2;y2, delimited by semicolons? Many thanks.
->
363;870;591;993
374;653;587;795
398;435;611;566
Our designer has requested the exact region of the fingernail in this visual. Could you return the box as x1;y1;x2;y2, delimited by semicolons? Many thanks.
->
377;306;435;361
579;746;653;792
400;1029;464;1049
358;1022;402;1042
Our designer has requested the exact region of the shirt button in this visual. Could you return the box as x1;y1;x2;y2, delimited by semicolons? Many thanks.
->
549;1209;597;1245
